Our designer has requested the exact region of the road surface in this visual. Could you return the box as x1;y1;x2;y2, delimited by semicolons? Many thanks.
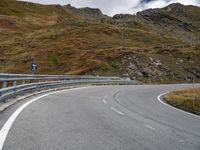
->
0;84;200;150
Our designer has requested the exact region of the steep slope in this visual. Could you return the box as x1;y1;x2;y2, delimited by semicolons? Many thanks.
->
136;3;200;45
0;0;199;83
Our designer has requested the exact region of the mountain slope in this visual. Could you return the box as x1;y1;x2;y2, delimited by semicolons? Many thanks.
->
0;0;199;83
136;3;200;45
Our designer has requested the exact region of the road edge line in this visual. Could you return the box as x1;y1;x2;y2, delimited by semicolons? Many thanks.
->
0;86;93;150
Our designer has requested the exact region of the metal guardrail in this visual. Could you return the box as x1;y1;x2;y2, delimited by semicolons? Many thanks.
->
0;73;140;103
0;73;121;88
0;73;121;80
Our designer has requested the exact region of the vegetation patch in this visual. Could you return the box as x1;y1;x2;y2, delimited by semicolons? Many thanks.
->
164;88;200;114
101;62;111;72
51;52;59;66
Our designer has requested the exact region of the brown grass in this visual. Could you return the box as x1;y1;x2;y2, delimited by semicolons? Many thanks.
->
0;0;199;83
165;88;200;113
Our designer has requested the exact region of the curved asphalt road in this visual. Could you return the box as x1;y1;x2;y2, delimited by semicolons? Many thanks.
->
1;84;200;150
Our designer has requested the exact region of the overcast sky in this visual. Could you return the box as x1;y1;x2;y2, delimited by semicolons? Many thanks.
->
20;0;200;16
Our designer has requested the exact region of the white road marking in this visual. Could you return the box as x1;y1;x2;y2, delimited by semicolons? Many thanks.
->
103;99;107;104
144;124;156;131
158;92;200;119
0;94;49;150
0;86;94;150
111;107;125;115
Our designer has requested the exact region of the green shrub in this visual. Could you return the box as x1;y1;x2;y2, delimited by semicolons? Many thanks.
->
51;52;59;65
101;62;110;72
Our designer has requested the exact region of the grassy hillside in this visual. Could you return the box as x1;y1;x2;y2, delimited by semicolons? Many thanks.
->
0;0;199;83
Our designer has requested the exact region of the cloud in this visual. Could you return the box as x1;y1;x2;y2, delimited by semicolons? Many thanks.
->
19;0;200;16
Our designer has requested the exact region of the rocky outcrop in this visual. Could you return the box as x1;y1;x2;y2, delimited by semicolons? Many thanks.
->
113;14;134;19
65;4;105;19
122;54;169;82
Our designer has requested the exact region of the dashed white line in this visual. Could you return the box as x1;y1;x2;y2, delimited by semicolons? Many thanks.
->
144;124;156;131
103;99;107;105
111;107;125;115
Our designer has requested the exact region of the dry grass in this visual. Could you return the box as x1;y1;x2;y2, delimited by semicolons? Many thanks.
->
0;0;199;83
165;88;200;113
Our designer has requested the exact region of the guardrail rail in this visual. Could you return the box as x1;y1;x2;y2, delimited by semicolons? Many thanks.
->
0;73;140;103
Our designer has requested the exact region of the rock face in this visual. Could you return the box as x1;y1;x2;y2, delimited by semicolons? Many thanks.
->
121;54;169;82
138;8;193;32
164;3;186;13
65;4;104;19
112;3;200;44
113;14;134;19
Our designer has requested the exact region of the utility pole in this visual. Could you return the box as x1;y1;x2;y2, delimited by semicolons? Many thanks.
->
117;23;123;50
148;57;153;85
192;75;195;111
121;23;125;50
117;24;121;49
149;63;151;85
149;68;151;84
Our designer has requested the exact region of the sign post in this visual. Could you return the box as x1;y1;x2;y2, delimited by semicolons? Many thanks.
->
192;75;195;111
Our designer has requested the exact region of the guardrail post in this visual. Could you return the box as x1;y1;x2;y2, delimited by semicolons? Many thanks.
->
13;80;17;86
2;81;7;88
22;80;26;85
